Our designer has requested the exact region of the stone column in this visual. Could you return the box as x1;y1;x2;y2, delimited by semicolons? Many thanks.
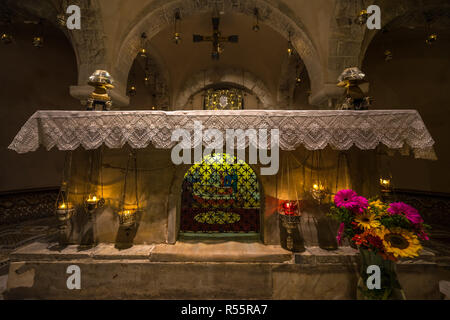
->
70;83;130;109
308;83;344;109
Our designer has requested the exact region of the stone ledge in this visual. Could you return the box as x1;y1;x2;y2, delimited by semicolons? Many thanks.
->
294;246;436;265
295;246;359;265
149;241;293;263
9;241;293;263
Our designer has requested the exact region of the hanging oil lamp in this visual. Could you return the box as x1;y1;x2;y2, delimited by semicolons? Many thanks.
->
287;31;294;56
32;35;44;48
56;13;66;27
128;85;137;96
1;32;13;44
32;20;44;48
85;194;100;212
355;9;368;25
310;183;329;204
384;49;393;62
117;151;139;228
138;32;147;58
287;41;294;56
252;8;260;32
426;33;437;45
173;9;182;44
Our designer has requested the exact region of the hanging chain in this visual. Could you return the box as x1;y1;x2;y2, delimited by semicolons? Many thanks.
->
134;150;139;211
55;151;73;208
335;151;350;194
121;150;132;211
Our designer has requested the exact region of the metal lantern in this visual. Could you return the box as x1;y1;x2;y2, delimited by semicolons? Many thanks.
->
139;32;147;57
56;13;66;27
279;201;302;251
380;178;392;193
355;9;368;25
310;183;329;204
426;33;437;45
55;152;75;222
127;85;137;97
384;50;393;62
83;150;106;214
252;8;260;32
32;36;44;48
1;32;13;44
173;9;182;44
117;150;140;228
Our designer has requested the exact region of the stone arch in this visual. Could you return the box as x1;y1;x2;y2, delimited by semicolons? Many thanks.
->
6;0;107;84
113;0;323;101
174;67;275;109
326;0;450;81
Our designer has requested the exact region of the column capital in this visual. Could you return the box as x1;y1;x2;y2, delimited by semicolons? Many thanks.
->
69;84;130;109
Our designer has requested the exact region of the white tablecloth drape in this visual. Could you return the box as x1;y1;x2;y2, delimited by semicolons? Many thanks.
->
8;109;437;160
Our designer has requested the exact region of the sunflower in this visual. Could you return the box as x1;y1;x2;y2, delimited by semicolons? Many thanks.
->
377;227;422;258
369;199;388;216
354;212;381;230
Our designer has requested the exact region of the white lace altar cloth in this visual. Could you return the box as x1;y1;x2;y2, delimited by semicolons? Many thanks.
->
8;110;437;160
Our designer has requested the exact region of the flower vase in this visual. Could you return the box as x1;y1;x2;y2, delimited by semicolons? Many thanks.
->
357;248;406;300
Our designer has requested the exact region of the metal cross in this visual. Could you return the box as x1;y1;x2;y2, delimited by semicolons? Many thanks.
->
193;15;238;60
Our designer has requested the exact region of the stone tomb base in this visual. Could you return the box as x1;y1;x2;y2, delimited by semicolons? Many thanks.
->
4;241;441;299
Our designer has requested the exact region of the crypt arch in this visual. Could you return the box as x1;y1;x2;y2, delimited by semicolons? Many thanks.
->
125;41;172;109
175;67;275;109
113;0;324;102
325;0;450;81
358;0;450;65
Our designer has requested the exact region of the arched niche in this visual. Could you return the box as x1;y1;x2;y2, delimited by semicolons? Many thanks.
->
175;67;274;109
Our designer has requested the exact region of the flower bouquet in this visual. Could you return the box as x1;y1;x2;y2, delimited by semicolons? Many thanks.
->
329;189;430;300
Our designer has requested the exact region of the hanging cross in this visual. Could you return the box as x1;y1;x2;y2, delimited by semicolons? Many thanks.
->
193;15;238;60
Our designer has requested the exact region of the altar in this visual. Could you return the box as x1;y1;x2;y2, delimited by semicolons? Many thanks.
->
4;109;441;299
8;109;436;246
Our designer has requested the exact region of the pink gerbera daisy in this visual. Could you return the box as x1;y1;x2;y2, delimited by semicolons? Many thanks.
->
352;196;369;214
387;202;423;224
334;189;359;210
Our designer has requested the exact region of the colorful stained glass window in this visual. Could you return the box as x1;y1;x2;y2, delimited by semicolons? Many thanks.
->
204;88;243;110
181;153;260;233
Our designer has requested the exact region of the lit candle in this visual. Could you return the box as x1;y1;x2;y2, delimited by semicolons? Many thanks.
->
59;203;67;209
86;195;98;203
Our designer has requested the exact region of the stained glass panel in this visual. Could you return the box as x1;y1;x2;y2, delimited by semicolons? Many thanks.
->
204;88;243;110
181;153;260;233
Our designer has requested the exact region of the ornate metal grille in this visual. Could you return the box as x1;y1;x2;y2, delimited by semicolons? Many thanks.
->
181;153;260;233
